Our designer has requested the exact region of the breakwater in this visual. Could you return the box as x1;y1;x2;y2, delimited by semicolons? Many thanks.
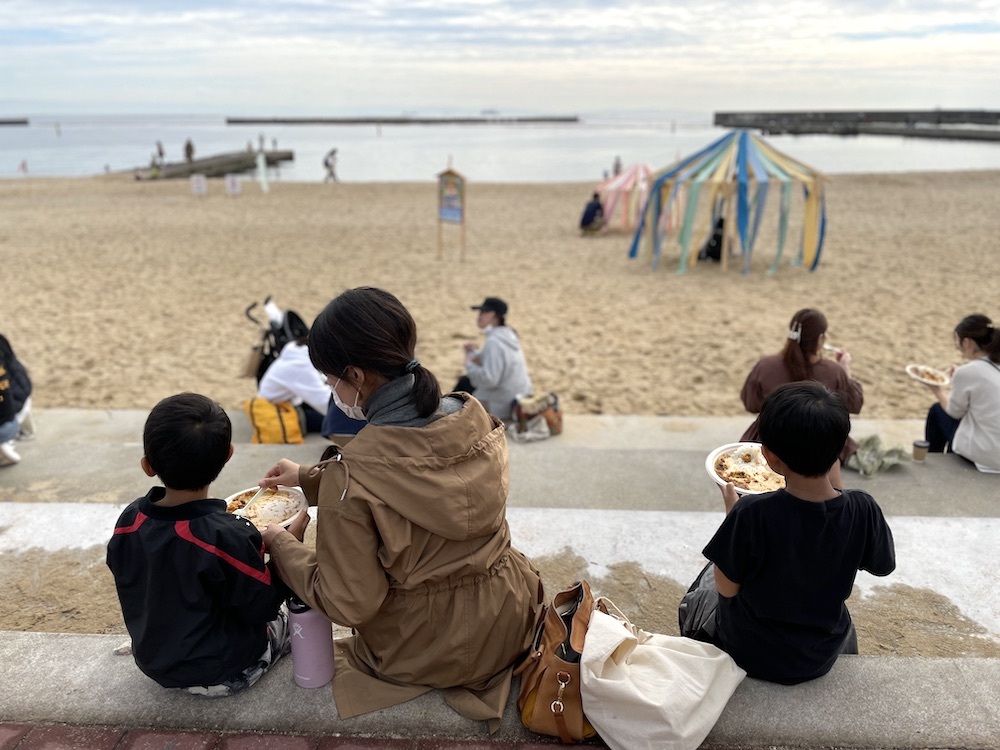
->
714;110;1000;142
226;115;579;126
134;149;294;180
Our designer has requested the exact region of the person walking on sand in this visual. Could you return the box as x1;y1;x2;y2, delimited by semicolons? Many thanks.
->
184;139;195;163
323;149;338;183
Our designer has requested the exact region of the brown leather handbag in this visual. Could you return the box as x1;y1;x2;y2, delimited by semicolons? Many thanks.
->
514;580;597;743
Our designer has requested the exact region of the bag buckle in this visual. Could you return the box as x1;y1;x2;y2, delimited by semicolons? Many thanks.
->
550;670;571;715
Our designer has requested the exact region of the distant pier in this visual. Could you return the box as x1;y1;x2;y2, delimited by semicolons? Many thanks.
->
714;110;1000;142
1;119;28;126
134;150;294;180
226;115;579;126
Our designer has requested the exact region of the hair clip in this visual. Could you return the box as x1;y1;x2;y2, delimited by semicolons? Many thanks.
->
787;322;802;342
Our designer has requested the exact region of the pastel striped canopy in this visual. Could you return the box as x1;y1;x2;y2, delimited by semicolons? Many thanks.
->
628;130;827;275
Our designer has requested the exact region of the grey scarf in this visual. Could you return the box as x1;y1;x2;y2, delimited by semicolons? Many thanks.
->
364;374;462;427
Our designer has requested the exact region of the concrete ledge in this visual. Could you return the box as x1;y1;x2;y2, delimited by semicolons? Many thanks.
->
1;632;998;748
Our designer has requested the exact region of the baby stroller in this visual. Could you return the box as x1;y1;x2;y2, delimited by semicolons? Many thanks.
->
243;296;310;384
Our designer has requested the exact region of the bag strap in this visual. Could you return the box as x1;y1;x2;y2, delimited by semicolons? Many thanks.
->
550;669;574;744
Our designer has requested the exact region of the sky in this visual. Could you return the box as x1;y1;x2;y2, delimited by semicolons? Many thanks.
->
2;0;1000;117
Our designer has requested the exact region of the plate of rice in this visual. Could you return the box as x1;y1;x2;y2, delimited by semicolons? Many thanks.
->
705;442;785;495
224;486;307;531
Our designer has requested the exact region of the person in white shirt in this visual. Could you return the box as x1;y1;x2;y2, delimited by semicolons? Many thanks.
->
923;313;1000;473
257;335;330;434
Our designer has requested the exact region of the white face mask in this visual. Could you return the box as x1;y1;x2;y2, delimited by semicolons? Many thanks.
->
331;378;366;421
479;324;494;335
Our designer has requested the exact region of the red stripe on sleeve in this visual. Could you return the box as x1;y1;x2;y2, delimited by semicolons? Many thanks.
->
113;511;148;535
174;520;272;585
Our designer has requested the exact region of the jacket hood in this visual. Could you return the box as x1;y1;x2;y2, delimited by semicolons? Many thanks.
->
336;394;510;541
487;326;521;350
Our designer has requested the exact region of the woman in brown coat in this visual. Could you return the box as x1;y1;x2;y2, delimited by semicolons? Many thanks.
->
740;308;863;463
259;287;543;731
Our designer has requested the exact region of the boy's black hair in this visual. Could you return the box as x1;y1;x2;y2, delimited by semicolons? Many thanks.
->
143;393;232;491
758;382;849;477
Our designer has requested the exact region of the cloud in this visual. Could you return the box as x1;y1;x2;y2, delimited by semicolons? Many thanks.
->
2;0;999;113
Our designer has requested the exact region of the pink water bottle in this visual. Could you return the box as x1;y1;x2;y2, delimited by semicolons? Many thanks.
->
287;596;335;688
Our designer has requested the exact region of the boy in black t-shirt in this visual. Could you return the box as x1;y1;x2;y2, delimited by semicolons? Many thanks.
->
679;382;895;684
107;393;291;696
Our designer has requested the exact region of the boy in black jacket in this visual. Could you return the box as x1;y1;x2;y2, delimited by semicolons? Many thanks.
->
680;382;896;684
107;393;290;696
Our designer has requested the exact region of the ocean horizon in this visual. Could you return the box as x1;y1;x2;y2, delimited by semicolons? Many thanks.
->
4;111;1000;183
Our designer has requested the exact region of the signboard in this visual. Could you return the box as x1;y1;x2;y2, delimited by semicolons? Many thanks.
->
436;167;467;260
189;173;208;197
225;173;242;196
438;171;464;223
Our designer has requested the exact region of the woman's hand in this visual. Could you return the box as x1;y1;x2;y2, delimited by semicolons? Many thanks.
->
285;508;310;540
261;459;301;489
462;341;477;353
260;523;284;551
834;348;853;376
927;383;950;408
260;510;310;551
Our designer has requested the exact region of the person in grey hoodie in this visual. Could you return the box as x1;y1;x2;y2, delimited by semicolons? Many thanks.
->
457;297;533;420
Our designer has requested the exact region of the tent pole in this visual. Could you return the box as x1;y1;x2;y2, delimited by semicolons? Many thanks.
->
721;189;734;272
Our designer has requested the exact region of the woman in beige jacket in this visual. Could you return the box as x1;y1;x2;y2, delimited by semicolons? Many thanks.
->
259;287;543;731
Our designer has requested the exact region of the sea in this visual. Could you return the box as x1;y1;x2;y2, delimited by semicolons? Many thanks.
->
3;112;1000;183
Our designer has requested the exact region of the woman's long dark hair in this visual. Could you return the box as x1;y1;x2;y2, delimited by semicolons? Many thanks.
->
780;309;828;382
308;287;442;418
956;313;1000;364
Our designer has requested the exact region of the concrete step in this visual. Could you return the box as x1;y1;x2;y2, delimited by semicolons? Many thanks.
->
2;410;997;519
1;631;998;749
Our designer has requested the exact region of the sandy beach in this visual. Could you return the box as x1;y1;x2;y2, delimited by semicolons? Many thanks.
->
2;171;998;419
2;171;999;657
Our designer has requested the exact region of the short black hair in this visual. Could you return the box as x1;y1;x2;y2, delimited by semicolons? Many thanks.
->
143;393;232;491
758;382;849;477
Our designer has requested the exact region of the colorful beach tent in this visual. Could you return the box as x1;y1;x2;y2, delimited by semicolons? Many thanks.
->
628;130;827;274
596;163;653;232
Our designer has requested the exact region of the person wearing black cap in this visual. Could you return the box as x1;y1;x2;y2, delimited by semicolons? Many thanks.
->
457;297;533;421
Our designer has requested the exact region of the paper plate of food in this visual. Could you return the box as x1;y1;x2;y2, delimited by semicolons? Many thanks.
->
905;364;950;387
224;486;307;531
705;442;786;496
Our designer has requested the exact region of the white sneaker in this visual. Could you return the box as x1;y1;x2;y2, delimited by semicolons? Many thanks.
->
0;441;21;466
17;412;36;441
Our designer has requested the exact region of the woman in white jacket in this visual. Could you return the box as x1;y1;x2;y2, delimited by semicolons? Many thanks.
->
457;297;532;421
257;333;331;434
